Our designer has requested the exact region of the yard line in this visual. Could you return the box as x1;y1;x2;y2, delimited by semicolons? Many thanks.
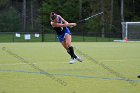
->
0;63;36;66
100;60;124;62
91;45;140;48
0;62;67;66
0;69;140;83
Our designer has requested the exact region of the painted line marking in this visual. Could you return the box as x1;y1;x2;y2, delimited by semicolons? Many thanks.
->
0;70;140;83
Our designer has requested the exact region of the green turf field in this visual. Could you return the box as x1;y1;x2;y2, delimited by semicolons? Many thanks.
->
0;42;140;93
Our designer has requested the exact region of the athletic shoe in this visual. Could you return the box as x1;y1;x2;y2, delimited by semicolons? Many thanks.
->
76;56;83;62
138;75;140;78
69;58;76;64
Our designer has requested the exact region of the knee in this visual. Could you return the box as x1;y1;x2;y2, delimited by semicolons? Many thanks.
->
66;40;71;46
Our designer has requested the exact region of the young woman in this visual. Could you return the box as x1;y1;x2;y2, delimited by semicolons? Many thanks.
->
50;12;82;64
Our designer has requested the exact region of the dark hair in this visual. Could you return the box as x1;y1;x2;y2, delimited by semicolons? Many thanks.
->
51;12;55;16
50;12;57;21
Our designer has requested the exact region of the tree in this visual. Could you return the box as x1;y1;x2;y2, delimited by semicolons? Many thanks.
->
0;0;9;10
100;0;105;37
79;0;82;20
40;0;79;31
31;0;34;29
23;0;26;31
121;0;124;22
39;0;140;36
0;7;21;32
110;0;114;31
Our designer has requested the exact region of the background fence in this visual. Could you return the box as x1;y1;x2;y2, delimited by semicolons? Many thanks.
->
0;31;121;42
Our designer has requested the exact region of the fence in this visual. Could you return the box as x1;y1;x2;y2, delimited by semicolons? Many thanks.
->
0;31;122;42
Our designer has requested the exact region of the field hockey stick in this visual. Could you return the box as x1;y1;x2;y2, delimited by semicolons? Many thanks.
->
77;12;103;24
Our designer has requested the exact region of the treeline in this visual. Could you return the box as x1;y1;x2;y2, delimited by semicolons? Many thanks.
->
0;0;21;32
0;0;139;34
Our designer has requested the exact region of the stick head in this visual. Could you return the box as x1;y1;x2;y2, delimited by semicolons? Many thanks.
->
100;11;104;14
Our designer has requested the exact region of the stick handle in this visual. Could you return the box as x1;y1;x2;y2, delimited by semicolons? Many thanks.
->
77;12;103;24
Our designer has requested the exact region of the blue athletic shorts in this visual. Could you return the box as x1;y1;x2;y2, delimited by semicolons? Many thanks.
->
57;27;71;43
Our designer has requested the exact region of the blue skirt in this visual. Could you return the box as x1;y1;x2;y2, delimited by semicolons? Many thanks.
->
57;27;71;43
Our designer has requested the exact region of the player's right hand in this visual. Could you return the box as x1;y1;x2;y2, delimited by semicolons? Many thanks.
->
69;23;77;27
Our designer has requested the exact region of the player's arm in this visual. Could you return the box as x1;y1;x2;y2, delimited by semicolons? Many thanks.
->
51;22;76;28
57;15;77;28
57;15;68;24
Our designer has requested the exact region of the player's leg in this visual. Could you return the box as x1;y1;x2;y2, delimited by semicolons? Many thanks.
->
61;41;68;50
60;27;82;63
60;34;75;64
62;41;74;58
65;34;82;63
65;34;77;59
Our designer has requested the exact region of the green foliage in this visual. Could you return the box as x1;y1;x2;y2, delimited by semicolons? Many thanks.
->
0;0;139;33
40;0;103;34
133;16;140;21
40;0;79;28
0;7;22;32
0;0;9;10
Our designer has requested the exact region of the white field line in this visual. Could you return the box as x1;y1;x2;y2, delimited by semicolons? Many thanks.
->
0;58;139;66
100;58;140;62
0;63;36;66
0;62;67;66
100;60;124;62
91;45;140;48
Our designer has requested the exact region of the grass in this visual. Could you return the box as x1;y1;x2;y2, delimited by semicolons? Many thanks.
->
0;42;140;93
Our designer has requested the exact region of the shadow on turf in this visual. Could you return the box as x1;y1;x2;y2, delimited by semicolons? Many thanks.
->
1;91;6;93
1;47;77;93
2;47;67;86
1;46;138;93
74;47;138;86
